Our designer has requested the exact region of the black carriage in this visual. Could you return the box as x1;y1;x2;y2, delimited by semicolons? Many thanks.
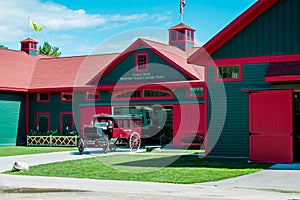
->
78;114;142;154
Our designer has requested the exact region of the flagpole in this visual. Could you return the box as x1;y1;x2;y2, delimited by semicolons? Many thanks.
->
181;13;184;23
28;16;30;38
180;0;185;23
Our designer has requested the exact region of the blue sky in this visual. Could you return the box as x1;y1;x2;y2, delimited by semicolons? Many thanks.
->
1;0;256;56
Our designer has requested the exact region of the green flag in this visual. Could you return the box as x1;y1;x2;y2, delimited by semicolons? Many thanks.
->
30;20;43;32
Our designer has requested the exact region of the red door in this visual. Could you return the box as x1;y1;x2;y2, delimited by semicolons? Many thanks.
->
173;104;204;148
249;90;293;163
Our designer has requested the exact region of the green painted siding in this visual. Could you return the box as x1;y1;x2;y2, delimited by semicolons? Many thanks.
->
99;45;191;84
29;50;37;56
0;92;26;146
0;100;20;146
186;42;194;50
207;63;271;158
212;0;300;59
29;93;74;132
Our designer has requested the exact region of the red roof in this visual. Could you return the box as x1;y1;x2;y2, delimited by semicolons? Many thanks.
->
169;23;195;31
0;37;203;92
20;38;38;43
0;48;39;91
88;38;204;84
141;39;203;80
266;62;300;77
189;0;278;64
265;61;300;82
30;53;119;90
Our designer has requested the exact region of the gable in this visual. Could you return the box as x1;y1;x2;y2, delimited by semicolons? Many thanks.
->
211;0;300;59
97;45;194;85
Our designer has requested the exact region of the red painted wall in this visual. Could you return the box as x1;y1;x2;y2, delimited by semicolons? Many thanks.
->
173;104;204;148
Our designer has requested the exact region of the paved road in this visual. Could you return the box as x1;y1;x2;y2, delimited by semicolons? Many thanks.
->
202;167;300;192
0;148;129;173
0;149;300;200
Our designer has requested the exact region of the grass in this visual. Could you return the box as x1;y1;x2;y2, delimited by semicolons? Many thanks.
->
0;146;77;157
7;153;272;184
139;149;203;154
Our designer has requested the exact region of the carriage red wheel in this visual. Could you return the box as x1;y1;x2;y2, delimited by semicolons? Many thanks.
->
129;132;141;152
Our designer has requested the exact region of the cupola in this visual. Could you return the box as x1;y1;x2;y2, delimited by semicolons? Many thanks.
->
20;38;38;56
169;23;195;51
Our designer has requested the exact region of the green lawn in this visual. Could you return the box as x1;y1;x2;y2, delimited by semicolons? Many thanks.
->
0;146;77;157
7;153;272;184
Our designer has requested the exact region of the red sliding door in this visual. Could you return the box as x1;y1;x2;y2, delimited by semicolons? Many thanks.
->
249;90;293;163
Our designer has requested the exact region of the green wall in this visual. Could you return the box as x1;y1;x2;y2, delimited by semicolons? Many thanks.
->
212;0;300;59
0;92;26;146
0;100;20;146
99;45;192;84
206;0;300;159
207;63;271;158
29;93;74;133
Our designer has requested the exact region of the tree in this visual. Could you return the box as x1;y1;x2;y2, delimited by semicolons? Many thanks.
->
38;42;62;57
0;44;8;49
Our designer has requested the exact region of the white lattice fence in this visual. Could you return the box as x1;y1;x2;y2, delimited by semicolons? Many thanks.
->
27;135;78;147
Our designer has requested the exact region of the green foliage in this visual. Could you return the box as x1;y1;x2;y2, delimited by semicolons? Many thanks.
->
9;154;272;184
0;44;8;49
28;130;78;136
38;41;62;57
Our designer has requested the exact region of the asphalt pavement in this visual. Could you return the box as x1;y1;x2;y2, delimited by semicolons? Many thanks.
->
0;148;300;200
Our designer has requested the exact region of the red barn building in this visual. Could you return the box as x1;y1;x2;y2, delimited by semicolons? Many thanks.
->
190;0;300;163
0;24;205;149
1;0;300;164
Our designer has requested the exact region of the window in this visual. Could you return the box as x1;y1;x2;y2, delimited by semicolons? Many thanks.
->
86;91;100;101
113;90;141;99
60;112;74;133
37;93;50;102
187;30;194;41
135;53;148;72
143;89;172;98
178;30;185;40
124;120;129;128
37;113;49;133
61;92;73;102
170;30;177;40
134;119;140;127
216;65;242;81
118;120;124;128
112;89;173;100
188;87;204;98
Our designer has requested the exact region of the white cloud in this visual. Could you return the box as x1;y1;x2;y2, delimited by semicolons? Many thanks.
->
0;0;172;52
0;0;171;31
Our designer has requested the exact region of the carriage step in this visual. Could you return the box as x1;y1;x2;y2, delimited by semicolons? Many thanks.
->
145;145;161;152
